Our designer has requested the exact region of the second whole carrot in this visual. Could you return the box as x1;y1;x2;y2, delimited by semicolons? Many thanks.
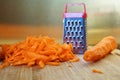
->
83;36;118;62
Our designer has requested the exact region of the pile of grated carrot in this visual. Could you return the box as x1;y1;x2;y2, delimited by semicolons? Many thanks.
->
0;36;79;69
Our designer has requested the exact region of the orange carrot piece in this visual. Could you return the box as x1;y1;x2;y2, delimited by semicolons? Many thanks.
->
0;62;9;69
27;61;35;67
92;68;103;74
38;61;45;68
0;36;79;69
84;36;118;62
46;62;60;66
49;55;59;61
70;57;80;62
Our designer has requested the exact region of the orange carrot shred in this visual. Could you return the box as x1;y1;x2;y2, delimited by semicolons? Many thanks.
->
46;62;60;66
38;61;45;68
92;68;103;74
0;36;79;69
70;57;80;62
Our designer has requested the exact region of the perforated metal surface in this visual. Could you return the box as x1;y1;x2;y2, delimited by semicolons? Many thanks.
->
63;18;86;54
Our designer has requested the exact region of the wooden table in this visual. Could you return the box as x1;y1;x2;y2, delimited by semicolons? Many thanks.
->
0;49;120;80
0;24;120;80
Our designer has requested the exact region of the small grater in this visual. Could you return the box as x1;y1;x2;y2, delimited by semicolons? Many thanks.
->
63;3;87;54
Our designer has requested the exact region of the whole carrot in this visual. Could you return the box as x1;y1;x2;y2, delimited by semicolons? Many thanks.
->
83;36;118;61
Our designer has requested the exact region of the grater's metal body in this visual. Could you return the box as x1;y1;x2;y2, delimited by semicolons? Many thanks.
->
63;3;87;54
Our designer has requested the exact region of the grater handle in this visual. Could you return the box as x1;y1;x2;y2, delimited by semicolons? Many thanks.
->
64;3;87;18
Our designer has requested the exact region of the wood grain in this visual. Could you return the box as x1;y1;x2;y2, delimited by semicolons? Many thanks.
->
0;49;120;80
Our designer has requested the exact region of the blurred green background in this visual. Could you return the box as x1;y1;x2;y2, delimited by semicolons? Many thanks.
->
0;0;120;27
0;0;120;45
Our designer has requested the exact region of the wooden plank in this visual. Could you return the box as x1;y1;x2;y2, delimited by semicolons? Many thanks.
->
0;66;32;80
0;49;120;80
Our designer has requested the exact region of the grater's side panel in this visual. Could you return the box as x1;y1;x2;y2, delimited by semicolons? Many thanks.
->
63;18;86;54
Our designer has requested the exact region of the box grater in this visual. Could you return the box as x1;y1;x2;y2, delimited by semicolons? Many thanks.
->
63;3;87;54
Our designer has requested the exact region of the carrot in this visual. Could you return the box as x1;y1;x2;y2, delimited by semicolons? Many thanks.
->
27;61;35;67
70;57;80;62
46;61;60;66
38;60;45;68
83;36;118;62
0;36;79;69
0;62;9;69
92;68;103;74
